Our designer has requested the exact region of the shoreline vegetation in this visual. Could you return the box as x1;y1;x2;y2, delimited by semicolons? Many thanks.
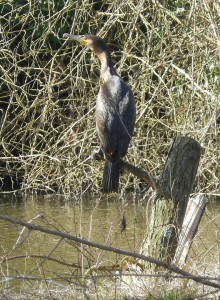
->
0;0;219;197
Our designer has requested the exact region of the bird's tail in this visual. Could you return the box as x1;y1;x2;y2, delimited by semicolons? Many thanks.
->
102;159;120;193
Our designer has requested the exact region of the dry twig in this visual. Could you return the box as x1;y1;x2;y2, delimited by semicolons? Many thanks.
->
0;215;219;290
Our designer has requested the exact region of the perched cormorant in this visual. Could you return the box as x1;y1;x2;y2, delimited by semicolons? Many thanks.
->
63;34;136;193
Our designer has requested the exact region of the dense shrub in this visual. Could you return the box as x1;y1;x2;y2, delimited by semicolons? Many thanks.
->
0;0;219;196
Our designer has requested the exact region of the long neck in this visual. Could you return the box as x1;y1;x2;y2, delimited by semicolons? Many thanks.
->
97;51;117;82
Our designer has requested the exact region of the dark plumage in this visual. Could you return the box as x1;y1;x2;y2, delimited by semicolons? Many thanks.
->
63;34;136;193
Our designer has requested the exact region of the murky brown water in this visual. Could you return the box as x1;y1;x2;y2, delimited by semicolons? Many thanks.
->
0;194;219;293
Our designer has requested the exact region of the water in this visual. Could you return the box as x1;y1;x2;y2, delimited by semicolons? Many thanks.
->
0;194;219;294
0;194;146;293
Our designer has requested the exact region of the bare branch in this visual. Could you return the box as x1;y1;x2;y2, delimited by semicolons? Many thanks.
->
92;149;158;190
1;254;81;269
0;215;219;289
120;160;159;190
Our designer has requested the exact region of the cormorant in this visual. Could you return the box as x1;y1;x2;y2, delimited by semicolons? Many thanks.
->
63;34;136;193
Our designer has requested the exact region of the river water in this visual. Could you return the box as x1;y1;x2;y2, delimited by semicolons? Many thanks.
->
0;194;219;295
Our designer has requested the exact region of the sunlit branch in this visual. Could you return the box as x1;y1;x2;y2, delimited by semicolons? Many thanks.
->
0;215;219;290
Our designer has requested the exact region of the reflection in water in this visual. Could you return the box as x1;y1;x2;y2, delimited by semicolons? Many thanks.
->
0;194;146;292
0;194;219;294
0;195;146;251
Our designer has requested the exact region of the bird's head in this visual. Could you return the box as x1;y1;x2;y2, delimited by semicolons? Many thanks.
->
63;34;109;56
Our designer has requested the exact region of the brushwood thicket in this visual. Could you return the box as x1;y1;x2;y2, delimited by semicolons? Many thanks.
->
0;0;219;196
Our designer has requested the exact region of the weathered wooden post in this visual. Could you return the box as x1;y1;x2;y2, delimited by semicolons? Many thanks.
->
140;136;202;264
173;193;207;266
94;135;204;265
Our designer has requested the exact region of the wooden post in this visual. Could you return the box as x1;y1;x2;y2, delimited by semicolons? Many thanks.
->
173;194;207;267
141;136;202;264
93;135;203;265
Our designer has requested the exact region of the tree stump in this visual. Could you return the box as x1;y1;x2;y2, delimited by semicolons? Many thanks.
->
141;136;202;264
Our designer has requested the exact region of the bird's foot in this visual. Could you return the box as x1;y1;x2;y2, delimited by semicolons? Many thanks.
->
91;147;104;161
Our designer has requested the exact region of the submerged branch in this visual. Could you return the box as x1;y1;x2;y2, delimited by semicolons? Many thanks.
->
0;215;219;290
1;254;81;269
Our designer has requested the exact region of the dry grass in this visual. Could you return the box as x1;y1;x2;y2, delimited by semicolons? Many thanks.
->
0;0;219;196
